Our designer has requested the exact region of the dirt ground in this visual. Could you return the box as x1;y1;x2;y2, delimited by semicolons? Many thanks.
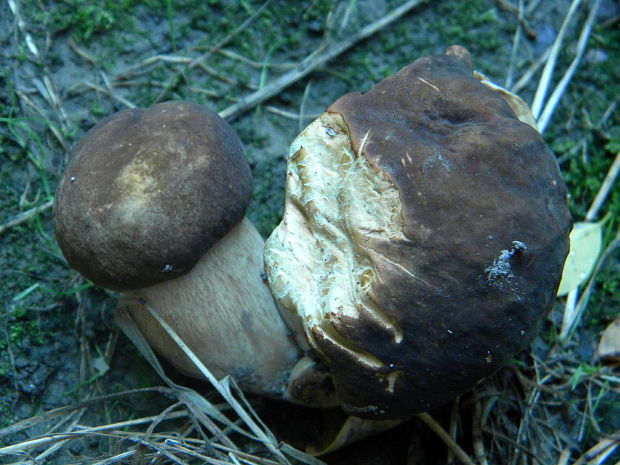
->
1;0;619;464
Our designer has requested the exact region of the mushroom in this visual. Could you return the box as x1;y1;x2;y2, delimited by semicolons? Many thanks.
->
264;46;572;419
54;100;335;405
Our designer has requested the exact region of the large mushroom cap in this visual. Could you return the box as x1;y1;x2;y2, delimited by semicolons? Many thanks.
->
264;47;572;419
54;101;251;291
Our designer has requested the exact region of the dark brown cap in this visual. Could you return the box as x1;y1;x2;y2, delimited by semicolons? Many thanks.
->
265;47;572;419
54;101;252;291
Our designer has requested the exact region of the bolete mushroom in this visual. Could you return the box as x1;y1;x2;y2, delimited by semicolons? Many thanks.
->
264;46;572;419
54;100;334;404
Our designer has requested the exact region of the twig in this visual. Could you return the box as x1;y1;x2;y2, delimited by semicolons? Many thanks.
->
585;150;620;222
561;288;581;341
68;38;98;65
482;428;542;463
114;54;192;80
598;99;618;127
31;76;70;130
0;401;186;458
504;0;524;89
417;412;477;465
195;61;250;87
447;397;460;464
573;435;620;465
14;89;69;152
10;0;73;152
8;0;40;57
537;0;601;133
0;387;174;439
555;447;571;465
197;47;296;70
73;81;137;108
218;0;427;121
31;410;85;463
100;71;137;109
495;0;536;38
511;46;551;94
472;395;490;465
511;360;549;465
530;0;583;118
0;199;53;236
265;105;319;120
90;450;136;465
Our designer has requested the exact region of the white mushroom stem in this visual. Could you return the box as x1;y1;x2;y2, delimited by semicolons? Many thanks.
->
123;217;332;403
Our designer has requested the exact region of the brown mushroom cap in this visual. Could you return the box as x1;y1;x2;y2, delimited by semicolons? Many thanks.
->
264;47;572;419
54;101;251;291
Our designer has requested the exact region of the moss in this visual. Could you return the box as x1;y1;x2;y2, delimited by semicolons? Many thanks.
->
40;0;164;42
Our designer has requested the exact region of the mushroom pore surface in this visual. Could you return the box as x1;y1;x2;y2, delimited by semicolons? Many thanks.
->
264;47;572;419
54;101;252;291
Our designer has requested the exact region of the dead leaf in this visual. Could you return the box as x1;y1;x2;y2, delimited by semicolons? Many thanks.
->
557;221;603;297
597;317;620;363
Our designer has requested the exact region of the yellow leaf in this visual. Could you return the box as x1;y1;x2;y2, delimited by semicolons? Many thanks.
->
557;221;603;296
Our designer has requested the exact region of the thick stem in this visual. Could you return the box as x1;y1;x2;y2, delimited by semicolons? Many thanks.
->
125;218;300;397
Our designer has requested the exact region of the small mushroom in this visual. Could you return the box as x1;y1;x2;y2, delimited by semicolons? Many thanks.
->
264;46;572;419
54;101;334;404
